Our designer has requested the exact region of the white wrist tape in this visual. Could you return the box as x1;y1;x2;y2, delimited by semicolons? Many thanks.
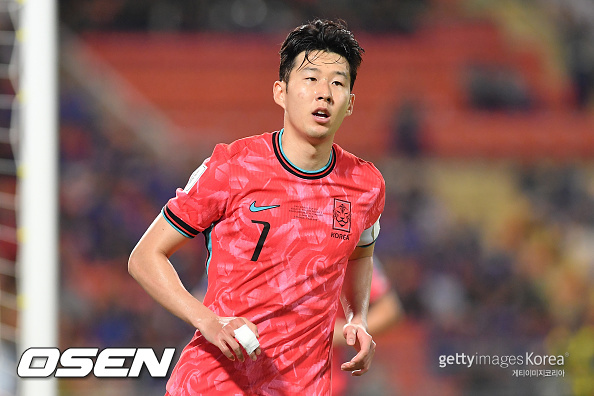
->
234;324;260;355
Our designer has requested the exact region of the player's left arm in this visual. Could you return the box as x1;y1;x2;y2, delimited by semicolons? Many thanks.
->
340;242;376;376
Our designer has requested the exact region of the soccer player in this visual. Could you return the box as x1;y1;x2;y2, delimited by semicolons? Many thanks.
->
128;19;385;395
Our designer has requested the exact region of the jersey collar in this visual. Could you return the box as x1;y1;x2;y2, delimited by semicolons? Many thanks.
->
272;129;336;180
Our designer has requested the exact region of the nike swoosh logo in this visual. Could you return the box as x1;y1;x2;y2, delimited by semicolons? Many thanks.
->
249;201;280;212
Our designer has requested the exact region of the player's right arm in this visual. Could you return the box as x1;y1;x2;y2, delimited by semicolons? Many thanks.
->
128;214;261;362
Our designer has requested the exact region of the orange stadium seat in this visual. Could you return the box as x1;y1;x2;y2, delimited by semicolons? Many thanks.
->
81;21;593;161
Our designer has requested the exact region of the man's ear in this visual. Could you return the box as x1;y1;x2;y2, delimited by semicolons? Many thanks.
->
273;80;286;109
346;93;355;116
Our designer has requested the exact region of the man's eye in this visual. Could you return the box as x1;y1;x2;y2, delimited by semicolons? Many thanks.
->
332;81;344;86
306;77;317;81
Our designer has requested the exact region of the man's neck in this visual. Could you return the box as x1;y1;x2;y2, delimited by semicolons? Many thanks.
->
280;129;334;172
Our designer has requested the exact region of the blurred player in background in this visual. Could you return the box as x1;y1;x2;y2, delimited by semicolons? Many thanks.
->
332;256;402;395
129;19;385;395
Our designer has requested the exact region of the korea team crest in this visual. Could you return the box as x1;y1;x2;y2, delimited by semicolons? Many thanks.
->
332;199;351;232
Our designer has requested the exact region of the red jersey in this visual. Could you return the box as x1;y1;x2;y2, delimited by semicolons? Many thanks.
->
162;130;385;395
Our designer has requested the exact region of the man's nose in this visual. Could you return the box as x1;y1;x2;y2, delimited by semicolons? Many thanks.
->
315;81;332;101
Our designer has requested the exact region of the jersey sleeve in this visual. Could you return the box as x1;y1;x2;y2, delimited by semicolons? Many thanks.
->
162;144;231;238
365;165;386;230
357;217;380;247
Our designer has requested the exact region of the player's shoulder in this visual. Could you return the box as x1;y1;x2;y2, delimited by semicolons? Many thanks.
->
333;143;385;185
212;132;273;161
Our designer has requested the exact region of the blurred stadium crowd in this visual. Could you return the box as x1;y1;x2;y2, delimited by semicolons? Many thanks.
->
2;0;594;395
58;0;431;35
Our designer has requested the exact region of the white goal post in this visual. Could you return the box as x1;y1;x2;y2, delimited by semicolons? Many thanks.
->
16;0;59;395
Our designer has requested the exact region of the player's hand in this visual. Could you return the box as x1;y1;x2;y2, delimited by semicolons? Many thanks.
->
340;321;376;376
333;318;348;346
198;315;262;362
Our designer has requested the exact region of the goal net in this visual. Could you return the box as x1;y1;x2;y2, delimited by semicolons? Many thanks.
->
1;1;58;396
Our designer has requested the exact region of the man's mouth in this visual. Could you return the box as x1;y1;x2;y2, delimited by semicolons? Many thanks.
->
313;109;329;119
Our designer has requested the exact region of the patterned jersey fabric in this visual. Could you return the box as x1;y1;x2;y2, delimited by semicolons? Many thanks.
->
162;130;385;395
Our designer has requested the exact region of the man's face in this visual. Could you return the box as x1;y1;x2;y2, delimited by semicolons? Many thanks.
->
274;50;354;143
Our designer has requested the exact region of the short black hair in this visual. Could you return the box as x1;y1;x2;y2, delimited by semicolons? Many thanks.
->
279;19;364;91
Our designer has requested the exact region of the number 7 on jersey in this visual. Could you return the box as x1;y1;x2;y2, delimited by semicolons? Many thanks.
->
250;220;270;261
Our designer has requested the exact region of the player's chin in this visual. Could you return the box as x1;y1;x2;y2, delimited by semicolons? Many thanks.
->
305;125;335;142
